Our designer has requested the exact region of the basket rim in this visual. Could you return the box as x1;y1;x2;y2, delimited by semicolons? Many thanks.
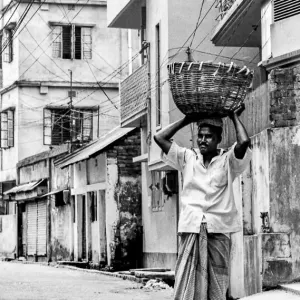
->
167;61;254;75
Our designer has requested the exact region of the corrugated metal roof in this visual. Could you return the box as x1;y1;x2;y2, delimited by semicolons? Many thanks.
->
56;126;136;168
4;179;45;195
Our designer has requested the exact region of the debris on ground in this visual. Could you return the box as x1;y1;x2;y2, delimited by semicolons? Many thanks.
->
143;279;173;290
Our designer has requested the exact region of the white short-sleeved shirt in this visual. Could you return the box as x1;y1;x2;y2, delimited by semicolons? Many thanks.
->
162;142;252;234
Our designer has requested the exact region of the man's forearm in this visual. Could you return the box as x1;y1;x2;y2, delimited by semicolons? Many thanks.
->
231;114;251;158
154;117;189;154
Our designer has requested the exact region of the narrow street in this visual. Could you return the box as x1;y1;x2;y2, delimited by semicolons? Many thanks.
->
0;262;173;300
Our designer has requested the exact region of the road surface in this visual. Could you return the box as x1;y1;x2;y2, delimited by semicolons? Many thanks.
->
0;262;173;300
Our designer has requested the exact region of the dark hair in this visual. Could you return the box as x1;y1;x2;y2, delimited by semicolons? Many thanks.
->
198;123;223;140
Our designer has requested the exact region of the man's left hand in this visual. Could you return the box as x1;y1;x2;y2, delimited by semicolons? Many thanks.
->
229;103;245;119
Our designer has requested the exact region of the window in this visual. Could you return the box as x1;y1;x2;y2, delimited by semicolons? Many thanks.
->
43;108;93;145
90;191;97;222
0;109;14;148
151;171;165;212
52;25;92;60
155;23;161;127
3;29;13;63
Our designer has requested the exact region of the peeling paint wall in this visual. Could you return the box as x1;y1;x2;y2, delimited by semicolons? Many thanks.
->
50;200;72;261
268;126;300;285
0;215;17;258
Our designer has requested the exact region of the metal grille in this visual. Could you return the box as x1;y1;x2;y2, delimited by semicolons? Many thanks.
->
120;63;149;122
82;27;92;59
274;0;300;22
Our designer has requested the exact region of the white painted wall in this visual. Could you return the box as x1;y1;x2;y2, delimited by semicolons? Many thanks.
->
261;0;273;61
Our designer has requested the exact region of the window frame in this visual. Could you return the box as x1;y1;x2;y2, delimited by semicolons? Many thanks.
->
52;24;92;60
3;28;14;63
0;108;14;149
155;22;161;128
43;107;94;146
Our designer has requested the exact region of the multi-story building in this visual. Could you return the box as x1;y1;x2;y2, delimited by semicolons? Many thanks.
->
107;0;260;297
211;0;300;297
0;0;135;211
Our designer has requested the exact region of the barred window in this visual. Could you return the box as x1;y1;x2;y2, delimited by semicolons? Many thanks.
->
43;108;93;146
52;25;92;60
0;109;14;148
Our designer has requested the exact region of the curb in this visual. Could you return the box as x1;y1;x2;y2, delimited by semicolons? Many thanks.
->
4;260;146;284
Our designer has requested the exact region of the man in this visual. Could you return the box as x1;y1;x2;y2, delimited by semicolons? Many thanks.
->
154;106;251;300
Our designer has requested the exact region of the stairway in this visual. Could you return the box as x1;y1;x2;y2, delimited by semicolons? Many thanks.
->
240;283;300;299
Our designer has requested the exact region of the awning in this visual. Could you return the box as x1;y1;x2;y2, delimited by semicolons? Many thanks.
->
39;189;65;198
4;179;48;201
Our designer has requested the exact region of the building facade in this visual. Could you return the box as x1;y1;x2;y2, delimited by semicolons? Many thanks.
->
107;0;260;293
0;0;136;212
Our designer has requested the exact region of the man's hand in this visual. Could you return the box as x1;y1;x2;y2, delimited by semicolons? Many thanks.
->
229;103;245;120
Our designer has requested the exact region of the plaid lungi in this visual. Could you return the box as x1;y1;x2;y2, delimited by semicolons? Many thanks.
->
174;224;230;300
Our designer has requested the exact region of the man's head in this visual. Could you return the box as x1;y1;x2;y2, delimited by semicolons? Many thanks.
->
197;118;223;155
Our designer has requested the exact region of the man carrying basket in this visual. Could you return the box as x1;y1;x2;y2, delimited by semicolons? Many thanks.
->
154;105;251;300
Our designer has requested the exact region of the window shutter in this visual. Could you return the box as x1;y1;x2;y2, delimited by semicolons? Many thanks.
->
82;27;92;59
43;108;52;145
82;110;92;142
74;26;82;59
52;26;62;58
7;110;13;147
3;31;10;63
62;26;72;59
0;112;8;148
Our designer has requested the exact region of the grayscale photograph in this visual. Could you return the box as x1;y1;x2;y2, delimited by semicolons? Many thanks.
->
0;0;299;300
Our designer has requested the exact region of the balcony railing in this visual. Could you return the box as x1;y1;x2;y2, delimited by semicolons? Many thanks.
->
120;63;149;127
217;0;236;20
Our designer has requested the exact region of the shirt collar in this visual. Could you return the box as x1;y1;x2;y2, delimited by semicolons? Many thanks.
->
193;148;224;166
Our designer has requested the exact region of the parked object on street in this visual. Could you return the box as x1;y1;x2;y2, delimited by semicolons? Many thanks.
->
167;61;254;117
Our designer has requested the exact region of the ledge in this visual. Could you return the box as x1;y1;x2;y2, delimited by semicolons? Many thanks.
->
132;153;148;163
261;49;300;71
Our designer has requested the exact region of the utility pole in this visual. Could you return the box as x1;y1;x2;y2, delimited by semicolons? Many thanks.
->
69;69;73;152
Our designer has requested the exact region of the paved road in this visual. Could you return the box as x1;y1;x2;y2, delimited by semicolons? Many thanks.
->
0;262;173;300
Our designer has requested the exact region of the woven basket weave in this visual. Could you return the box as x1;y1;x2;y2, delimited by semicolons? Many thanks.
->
167;61;254;117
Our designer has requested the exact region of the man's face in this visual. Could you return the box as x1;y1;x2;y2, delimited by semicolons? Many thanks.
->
197;126;220;155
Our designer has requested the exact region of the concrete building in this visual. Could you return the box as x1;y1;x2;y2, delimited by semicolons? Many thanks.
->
210;0;300;298
107;0;260;293
0;0;137;213
3;126;142;267
55;126;142;269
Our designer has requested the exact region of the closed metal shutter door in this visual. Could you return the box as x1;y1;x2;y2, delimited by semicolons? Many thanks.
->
22;212;27;256
37;200;47;256
274;0;300;22
27;202;37;256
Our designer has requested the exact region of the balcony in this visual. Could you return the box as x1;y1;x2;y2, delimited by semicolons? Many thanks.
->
212;0;262;47
107;0;144;29
120;63;148;128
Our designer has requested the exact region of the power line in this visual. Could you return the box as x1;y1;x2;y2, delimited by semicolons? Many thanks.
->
189;0;205;49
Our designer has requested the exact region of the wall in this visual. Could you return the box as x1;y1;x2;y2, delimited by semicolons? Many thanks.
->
106;128;142;269
19;159;49;184
50;198;73;261
142;165;178;269
269;66;300;128
271;14;300;59
0;214;17;258
267;126;300;285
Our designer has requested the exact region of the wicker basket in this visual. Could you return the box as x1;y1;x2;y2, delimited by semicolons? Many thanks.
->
167;61;254;117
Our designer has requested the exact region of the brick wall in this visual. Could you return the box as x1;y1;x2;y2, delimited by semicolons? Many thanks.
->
269;67;300;127
107;128;141;177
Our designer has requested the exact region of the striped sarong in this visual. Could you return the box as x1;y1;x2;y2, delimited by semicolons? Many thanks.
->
174;224;230;300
